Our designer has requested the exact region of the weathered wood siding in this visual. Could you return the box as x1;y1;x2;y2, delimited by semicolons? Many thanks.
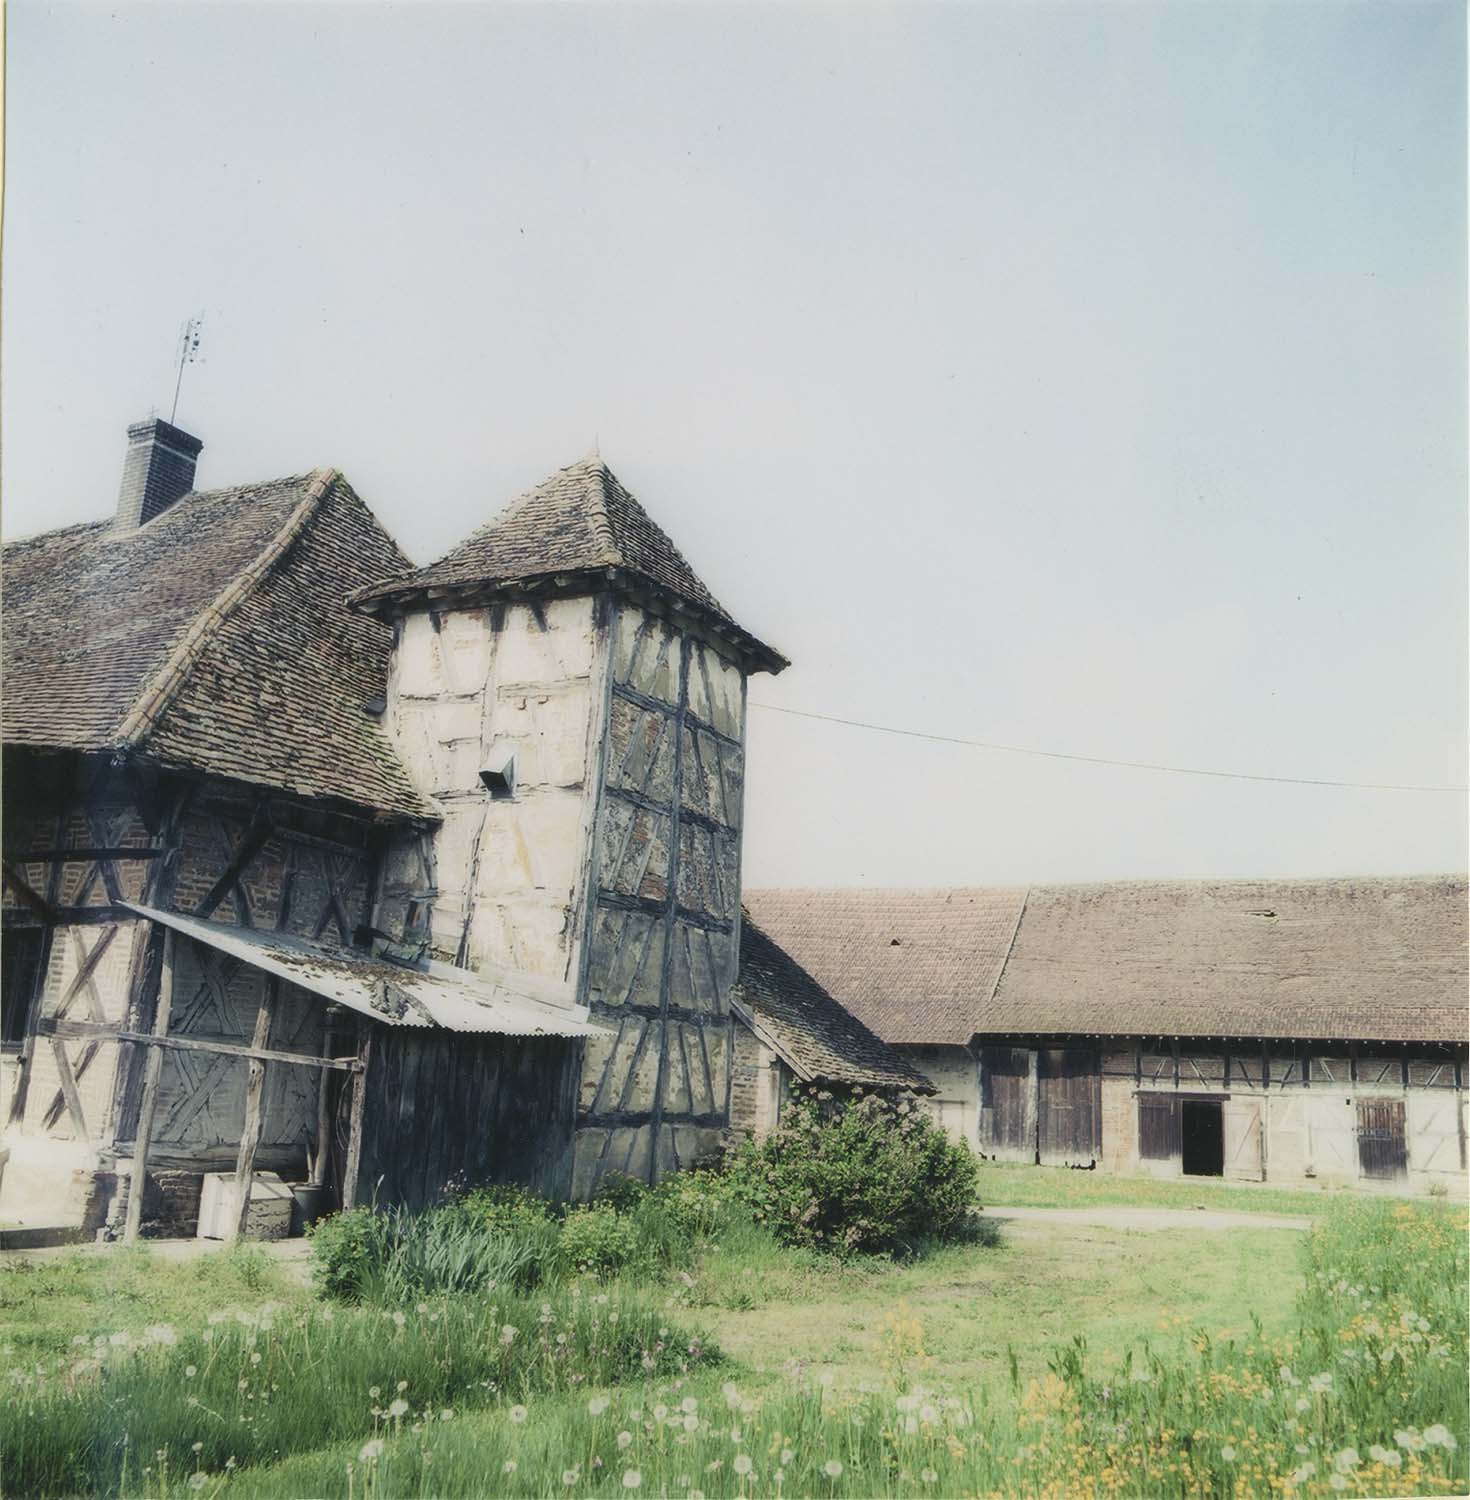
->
355;1030;579;1210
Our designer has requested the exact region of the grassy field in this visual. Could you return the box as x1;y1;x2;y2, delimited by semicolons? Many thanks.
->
3;1186;1465;1499
970;1161;1434;1218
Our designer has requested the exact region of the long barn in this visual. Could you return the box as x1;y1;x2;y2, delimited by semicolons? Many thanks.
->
745;877;1468;1195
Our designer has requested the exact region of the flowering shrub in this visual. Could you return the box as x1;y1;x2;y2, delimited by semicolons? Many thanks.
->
724;1088;980;1255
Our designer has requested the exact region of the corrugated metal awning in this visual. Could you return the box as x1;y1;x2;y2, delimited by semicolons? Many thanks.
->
126;904;607;1038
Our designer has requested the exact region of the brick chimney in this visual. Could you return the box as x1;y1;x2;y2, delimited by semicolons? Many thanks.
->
115;418;203;529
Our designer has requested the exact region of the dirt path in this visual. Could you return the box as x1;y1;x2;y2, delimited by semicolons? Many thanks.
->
984;1204;1312;1232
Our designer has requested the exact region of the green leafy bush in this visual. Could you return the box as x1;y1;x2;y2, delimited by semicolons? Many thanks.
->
308;1197;562;1302
558;1204;638;1277
648;1166;737;1241
725;1087;980;1256
305;1207;392;1302
457;1183;556;1235
589;1172;649;1213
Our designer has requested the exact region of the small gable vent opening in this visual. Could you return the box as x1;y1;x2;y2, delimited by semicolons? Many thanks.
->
889;937;902;947
479;745;517;800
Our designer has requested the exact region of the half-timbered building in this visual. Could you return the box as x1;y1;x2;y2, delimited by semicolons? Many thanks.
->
746;878;1468;1194
1;423;791;1237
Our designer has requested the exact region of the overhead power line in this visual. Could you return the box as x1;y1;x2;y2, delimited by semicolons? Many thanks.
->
747;702;1468;795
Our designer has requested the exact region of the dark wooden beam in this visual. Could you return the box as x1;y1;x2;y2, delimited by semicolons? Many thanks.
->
1;860;59;924
41;1018;363;1073
194;804;274;922
23;848;164;862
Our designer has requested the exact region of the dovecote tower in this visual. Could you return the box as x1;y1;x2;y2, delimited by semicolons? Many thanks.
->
354;458;787;1194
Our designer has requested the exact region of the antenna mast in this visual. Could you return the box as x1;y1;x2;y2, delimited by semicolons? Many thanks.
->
170;316;203;425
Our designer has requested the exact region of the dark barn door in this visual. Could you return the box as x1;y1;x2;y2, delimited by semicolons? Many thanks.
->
1138;1094;1182;1162
1038;1049;1100;1161
1356;1098;1407;1180
979;1047;1031;1154
1181;1098;1224;1177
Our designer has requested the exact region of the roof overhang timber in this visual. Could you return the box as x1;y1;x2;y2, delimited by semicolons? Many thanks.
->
350;566;788;677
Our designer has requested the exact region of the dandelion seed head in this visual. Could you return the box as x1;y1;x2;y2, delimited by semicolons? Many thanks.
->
510;1404;528;1424
622;1469;642;1489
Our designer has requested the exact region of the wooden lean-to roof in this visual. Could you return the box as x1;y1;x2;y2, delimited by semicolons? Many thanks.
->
351;456;787;674
747;877;1469;1048
742;887;1028;1047
2;470;436;820
733;915;935;1092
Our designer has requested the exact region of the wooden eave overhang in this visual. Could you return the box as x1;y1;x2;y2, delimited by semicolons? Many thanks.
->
350;565;789;677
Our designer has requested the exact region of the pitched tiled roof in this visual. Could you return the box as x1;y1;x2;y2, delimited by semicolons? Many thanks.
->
352;457;787;673
742;888;1027;1047
2;472;435;820
748;878;1469;1048
987;876;1468;1045
734;916;935;1091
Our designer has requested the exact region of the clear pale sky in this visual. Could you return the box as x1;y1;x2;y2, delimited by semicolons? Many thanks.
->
4;1;1465;887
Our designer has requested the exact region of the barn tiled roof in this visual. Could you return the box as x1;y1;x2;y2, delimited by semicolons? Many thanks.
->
748;878;1469;1048
742;888;1028;1047
351;456;787;673
734;916;935;1091
2;471;436;820
987;876;1468;1045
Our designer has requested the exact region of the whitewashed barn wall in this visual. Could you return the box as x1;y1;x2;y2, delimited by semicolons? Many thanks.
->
379;598;606;983
899;1044;980;1148
1097;1046;1465;1194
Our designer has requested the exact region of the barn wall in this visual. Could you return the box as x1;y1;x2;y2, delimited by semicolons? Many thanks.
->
1057;1041;1467;1194
901;1044;980;1149
357;1030;580;1210
730;1019;789;1139
1;749;385;1231
379;598;603;981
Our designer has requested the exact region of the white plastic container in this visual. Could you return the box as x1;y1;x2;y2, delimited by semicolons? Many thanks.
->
196;1171;293;1240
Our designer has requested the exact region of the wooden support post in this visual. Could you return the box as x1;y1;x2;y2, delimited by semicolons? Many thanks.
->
340;1023;373;1210
124;928;177;1244
309;1006;339;1189
231;976;279;1240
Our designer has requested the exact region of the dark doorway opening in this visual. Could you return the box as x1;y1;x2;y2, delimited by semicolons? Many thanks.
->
1181;1098;1224;1176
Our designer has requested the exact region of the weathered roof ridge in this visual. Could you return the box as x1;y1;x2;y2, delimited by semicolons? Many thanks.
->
581;457;622;565
115;467;338;748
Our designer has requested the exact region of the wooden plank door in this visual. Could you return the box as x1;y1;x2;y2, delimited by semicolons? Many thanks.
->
1223;1096;1264;1180
1356;1097;1407;1180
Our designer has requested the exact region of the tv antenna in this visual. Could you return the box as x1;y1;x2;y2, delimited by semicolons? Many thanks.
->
170;315;203;424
